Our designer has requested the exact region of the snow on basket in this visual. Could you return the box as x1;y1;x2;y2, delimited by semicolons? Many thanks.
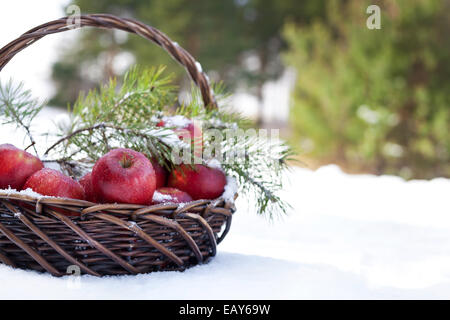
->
0;14;239;276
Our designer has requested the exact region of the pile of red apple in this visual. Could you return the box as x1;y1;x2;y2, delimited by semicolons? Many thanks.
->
0;136;226;208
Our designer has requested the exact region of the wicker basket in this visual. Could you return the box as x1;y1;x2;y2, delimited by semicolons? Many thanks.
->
0;14;236;277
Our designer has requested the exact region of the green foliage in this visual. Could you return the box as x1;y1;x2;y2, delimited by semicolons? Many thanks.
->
0;80;44;155
71;66;175;127
284;0;450;179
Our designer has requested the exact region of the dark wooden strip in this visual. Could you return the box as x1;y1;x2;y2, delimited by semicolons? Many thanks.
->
175;200;210;215
0;250;16;268
133;203;179;217
209;208;233;244
181;213;217;257
47;209;139;275
0;221;61;276
81;203;145;215
1;201;100;277
140;214;203;263
94;213;184;267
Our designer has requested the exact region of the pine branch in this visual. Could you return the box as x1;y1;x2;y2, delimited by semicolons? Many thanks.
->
0;80;43;155
221;135;294;217
44;123;108;155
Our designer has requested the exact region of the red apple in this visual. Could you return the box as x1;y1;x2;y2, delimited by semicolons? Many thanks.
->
157;118;203;158
79;172;98;203
0;144;44;190
92;148;156;205
175;121;203;147
152;187;193;204
23;168;85;200
150;158;168;189
168;164;226;200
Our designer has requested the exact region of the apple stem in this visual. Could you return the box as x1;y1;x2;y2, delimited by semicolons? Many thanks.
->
120;153;133;169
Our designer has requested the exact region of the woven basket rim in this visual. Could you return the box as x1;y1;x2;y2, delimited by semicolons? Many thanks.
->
0;189;238;217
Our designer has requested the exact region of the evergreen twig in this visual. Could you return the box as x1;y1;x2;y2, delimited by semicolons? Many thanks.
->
0;80;43;155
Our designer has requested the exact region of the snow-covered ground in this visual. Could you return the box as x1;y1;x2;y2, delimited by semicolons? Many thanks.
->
0;107;450;299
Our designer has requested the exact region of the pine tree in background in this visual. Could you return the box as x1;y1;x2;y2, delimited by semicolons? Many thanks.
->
50;0;326;126
284;0;450;179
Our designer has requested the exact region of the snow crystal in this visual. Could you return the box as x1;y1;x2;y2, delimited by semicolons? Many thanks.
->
0;187;45;199
150;114;162;123
145;128;187;149
177;202;188;210
123;92;132;100
221;176;238;203
43;161;62;172
159;132;181;146
207;118;224;127
128;221;141;231
162;115;191;128
195;61;203;73
152;191;173;202
206;158;223;171
207;117;239;130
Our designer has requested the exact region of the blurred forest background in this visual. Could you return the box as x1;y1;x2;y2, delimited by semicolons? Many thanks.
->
50;0;450;179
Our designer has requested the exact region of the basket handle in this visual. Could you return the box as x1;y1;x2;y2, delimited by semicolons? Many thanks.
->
0;14;217;110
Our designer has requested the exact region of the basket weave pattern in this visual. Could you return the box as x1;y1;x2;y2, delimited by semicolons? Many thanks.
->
0;14;235;276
